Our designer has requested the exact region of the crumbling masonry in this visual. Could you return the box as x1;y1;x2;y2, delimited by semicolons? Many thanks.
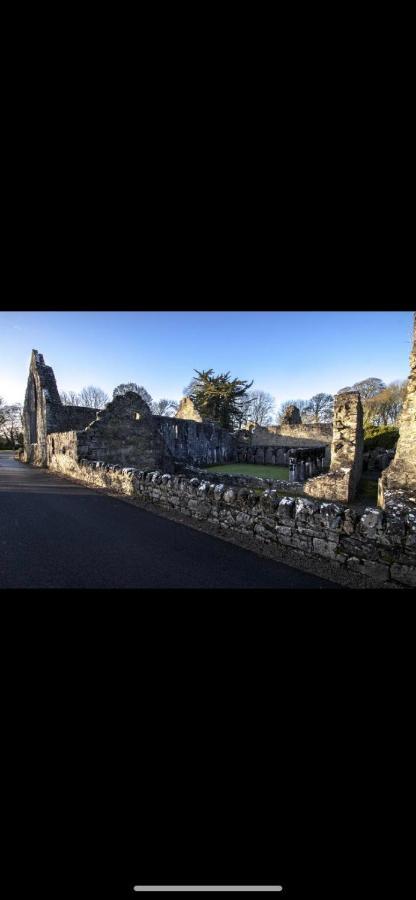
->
23;351;235;472
23;351;99;466
23;354;332;477
304;392;364;503
378;312;416;509
18;340;416;588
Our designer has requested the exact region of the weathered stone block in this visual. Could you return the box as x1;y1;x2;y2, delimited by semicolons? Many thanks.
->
213;484;226;501
357;507;385;539
275;525;293;537
342;508;359;535
236;512;252;527
277;498;295;521
320;502;344;532
313;538;346;563
346;557;390;582
390;563;416;587
295;497;317;523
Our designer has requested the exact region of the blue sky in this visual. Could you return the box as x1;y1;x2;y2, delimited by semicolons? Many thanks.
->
0;311;413;410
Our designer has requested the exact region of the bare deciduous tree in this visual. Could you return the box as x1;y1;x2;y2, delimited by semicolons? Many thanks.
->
152;399;179;416
60;390;81;406
242;390;276;427
60;386;109;408
364;380;406;426
112;383;155;410
0;402;23;447
78;386;109;409
352;377;386;400
338;377;386;400
303;393;334;423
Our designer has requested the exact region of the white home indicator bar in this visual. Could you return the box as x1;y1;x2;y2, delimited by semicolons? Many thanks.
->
133;888;283;893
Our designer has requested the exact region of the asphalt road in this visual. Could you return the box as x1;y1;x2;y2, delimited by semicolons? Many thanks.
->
0;452;335;589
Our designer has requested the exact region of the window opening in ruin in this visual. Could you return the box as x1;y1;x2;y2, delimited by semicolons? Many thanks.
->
62;447;66;454
135;413;141;420
51;438;55;455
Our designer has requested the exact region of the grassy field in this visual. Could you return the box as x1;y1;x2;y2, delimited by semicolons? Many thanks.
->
203;463;290;480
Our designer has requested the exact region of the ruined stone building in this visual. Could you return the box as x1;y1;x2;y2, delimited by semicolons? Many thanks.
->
23;351;100;467
21;316;415;511
378;312;416;508
17;326;416;590
22;351;333;478
23;351;235;473
304;391;364;503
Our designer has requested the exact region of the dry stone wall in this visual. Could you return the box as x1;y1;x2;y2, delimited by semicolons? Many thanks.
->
47;452;416;588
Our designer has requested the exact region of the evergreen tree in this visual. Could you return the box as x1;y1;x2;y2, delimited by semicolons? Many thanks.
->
188;369;253;430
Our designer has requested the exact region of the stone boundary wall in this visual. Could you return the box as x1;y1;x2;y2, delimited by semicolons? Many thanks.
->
157;416;235;466
48;452;416;589
242;423;333;465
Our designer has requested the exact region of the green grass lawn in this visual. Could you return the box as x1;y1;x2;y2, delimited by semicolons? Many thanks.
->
203;463;290;480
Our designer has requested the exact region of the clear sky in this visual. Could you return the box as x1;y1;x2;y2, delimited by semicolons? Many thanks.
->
0;311;413;410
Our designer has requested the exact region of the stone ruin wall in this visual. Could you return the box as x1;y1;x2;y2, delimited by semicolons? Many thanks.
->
46;394;236;474
158;417;235;467
23;350;99;467
49;393;175;473
304;392;364;503
24;352;236;473
378;312;416;509
281;405;302;425
46;453;416;588
175;397;202;422
23;355;332;478
23;337;416;588
244;422;333;466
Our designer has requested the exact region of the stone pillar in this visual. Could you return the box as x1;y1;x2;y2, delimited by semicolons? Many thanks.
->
304;392;364;503
264;446;274;465
289;451;298;483
305;458;314;478
379;312;416;507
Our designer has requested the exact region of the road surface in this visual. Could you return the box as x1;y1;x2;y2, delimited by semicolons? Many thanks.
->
0;453;335;589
